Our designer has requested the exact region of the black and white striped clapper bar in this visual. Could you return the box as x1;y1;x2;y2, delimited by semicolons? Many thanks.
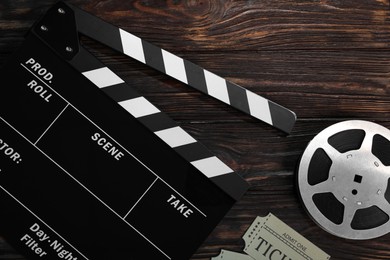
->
0;2;296;260
73;6;297;134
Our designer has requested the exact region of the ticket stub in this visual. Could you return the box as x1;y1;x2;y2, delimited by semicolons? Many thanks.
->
211;249;253;260
243;213;330;260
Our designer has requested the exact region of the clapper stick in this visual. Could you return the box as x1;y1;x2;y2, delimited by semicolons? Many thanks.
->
70;4;296;133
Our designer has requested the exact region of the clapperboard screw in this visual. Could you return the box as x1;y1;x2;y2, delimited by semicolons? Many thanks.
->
58;8;66;14
40;25;48;31
65;46;73;53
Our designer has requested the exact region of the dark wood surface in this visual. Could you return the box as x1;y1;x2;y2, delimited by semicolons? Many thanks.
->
1;0;390;259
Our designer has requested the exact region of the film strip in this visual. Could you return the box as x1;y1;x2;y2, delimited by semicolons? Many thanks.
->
70;3;296;134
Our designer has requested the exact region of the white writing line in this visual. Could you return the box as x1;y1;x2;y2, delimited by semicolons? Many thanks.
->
34;104;69;145
21;63;52;88
124;177;158;219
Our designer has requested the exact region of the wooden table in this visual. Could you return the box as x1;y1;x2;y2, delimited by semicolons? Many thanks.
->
1;1;390;259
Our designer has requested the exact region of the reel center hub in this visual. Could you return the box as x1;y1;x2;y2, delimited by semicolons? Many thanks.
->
330;150;389;208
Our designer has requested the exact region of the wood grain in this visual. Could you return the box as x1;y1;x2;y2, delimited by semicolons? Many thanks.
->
1;0;390;259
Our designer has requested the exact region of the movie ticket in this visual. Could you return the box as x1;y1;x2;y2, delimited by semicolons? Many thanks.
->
243;214;330;260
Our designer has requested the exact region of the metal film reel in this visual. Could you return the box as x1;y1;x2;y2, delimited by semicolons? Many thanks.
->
298;120;390;239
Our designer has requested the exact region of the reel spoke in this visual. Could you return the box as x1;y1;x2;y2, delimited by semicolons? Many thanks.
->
360;131;375;153
342;203;357;228
308;180;336;195
322;142;342;162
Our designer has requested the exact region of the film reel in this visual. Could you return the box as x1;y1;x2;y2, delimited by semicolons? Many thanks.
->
297;120;390;239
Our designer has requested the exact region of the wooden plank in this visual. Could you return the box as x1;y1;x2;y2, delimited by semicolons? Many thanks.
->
1;0;390;260
71;0;390;51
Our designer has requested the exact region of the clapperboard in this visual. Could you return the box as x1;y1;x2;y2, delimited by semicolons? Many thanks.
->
0;2;296;259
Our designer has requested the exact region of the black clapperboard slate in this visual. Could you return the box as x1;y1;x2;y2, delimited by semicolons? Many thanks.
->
0;2;296;260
